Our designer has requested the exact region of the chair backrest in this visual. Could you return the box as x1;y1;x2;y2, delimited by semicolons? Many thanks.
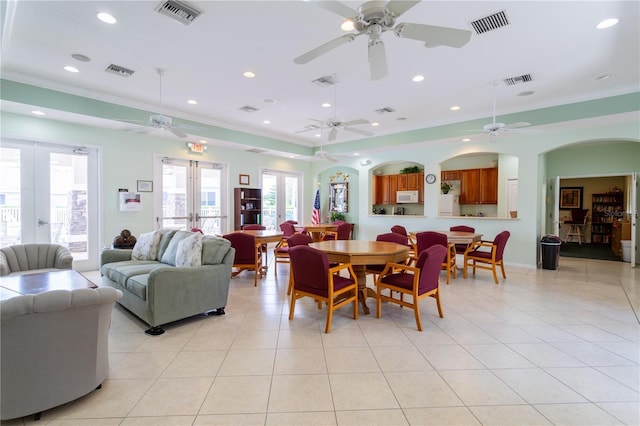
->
284;220;298;224
279;221;296;236
223;233;257;263
190;227;204;234
570;209;589;224
450;225;475;233
415;245;447;294
335;222;353;240
332;220;346;226
415;231;448;256
390;225;408;237
492;231;511;261
243;224;266;230
376;232;409;246
287;233;313;247
289;246;330;293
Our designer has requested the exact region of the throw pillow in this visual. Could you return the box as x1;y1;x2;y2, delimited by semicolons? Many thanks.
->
160;230;192;265
175;232;203;267
131;231;161;260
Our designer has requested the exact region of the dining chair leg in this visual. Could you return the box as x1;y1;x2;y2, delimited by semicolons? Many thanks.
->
413;303;423;332
325;307;333;333
434;292;444;318
286;274;293;295
500;261;507;279
288;293;297;320
491;265;499;284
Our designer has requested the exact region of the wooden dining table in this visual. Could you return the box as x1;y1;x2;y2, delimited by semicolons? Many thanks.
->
223;229;284;273
294;223;337;242
409;230;483;246
309;240;409;315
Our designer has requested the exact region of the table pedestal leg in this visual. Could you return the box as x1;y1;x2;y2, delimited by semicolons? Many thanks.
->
353;265;375;315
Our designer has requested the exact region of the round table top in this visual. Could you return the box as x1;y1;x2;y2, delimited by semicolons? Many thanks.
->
309;240;409;265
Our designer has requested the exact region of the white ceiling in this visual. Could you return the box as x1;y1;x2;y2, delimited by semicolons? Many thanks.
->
1;0;639;154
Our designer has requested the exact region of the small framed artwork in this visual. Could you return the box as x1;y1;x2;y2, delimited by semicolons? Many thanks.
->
559;187;582;209
137;180;153;192
239;174;250;185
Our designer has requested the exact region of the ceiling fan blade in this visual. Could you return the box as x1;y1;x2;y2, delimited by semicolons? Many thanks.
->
507;127;542;135
303;0;358;18
395;23;472;48
343;126;374;136
168;127;188;139
386;0;420;18
328;127;338;141
327;156;340;163
124;125;152;135
342;118;369;126
294;33;359;64
504;122;531;129
368;39;388;80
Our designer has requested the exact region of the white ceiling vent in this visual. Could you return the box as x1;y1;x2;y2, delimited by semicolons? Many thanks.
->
503;74;532;86
374;106;395;114
247;148;267;154
239;105;259;113
470;10;510;35
155;0;202;26
105;64;135;77
311;75;337;87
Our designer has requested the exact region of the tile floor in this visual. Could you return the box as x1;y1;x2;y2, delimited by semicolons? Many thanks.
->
3;256;639;425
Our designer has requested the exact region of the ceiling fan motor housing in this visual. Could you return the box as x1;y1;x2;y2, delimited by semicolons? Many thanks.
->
354;1;396;31
150;114;172;128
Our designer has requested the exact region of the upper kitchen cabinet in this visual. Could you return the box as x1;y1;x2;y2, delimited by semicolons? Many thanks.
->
374;174;398;204
459;168;498;204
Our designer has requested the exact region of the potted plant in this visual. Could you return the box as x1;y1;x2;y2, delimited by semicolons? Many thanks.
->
441;182;452;194
330;211;346;222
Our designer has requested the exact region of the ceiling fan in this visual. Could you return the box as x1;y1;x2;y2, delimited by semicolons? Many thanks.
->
470;82;537;138
294;0;472;80
122;69;198;139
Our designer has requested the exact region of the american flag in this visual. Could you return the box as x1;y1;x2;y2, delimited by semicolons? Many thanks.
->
311;189;321;225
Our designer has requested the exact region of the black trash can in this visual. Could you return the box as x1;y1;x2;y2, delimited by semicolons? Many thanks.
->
541;235;562;270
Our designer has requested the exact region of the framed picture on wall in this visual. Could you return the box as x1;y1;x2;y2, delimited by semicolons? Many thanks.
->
559;187;582;209
239;174;250;185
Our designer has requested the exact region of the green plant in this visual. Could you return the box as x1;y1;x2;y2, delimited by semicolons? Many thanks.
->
399;166;422;174
330;211;346;222
441;182;452;194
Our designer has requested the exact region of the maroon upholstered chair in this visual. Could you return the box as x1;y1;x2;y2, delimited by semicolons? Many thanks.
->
273;222;299;276
449;225;476;254
463;231;510;284
223;232;263;287
365;233;411;282
190;227;204;234
415;231;457;284
390;225;408;236
242;224;266;230
375;245;447;331
284;233;314;295
323;222;353;240
390;225;416;262
288;246;358;333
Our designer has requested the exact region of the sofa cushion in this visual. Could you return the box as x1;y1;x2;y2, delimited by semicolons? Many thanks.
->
175;232;203;267
125;274;149;300
160;231;193;266
101;260;167;288
202;236;232;265
156;229;178;260
131;231;161;261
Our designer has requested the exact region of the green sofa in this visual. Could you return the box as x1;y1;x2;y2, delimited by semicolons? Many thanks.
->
100;230;234;335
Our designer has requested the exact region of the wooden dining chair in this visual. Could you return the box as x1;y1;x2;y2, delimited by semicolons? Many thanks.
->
288;245;358;333
449;225;475;255
273;222;298;276
323;222;353;241
285;233;314;295
415;231;457;284
375;245;447;331
463;230;510;284
223;232;263;286
365;233;411;283
391;225;417;263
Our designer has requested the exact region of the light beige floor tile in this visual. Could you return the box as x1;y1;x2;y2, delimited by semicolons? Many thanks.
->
277;329;324;348
534;402;625;425
462;343;536;369
120;416;196;425
274;348;328;374
329;373;399;411
403;407;481;425
371;345;434;372
552;342;636;366
507;342;586;367
469;405;553;425
403;326;458;345
335;409;408;425
47;419;123;425
385;371;463;408
439;370;526;406
597;402;640;425
108;351;178;379
493;368;587;404
267;411;337;425
183;329;237;351
545;367;640;402
417;344;485;370
478;324;543;344
194;413;267;425
129;377;214;416
268;374;334;412
596;365;640;392
218;349;276;376
108;332;147;352
230;329;279;349
161;350;227;377
199;375;271;414
324;346;380;374
321;329;369;348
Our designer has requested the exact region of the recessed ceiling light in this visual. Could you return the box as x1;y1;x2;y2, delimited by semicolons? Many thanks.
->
71;53;90;62
595;74;612;80
517;91;535;96
322;102;331;108
450;105;460;111
264;98;276;104
341;19;354;31
596;18;619;29
461;138;471;142
412;75;425;82
31;110;45;116
371;122;380;127
353;153;360;156
64;66;79;73
187;99;198;105
314;133;321;138
263;120;271;124
397;117;407;121
243;71;256;78
199;140;207;144
97;12;117;24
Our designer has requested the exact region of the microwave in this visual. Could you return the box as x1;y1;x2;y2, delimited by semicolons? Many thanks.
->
396;190;419;203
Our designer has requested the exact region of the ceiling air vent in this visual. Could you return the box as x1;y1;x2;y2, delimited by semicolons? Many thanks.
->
374;106;395;114
155;0;202;26
470;10;510;35
247;148;267;154
105;64;135;77
311;75;338;87
503;74;532;86
239;105;259;113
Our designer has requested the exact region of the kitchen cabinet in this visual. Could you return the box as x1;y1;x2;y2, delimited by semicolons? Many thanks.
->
441;170;461;181
459;168;498;205
374;174;398;204
397;172;422;191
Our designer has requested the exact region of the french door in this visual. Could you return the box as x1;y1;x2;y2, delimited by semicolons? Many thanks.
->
155;157;228;234
261;169;302;230
0;140;99;271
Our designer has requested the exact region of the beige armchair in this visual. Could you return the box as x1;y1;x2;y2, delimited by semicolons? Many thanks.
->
0;243;73;276
1;287;122;421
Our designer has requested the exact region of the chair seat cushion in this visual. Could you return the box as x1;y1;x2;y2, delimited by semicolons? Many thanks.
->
467;250;491;260
297;275;354;296
380;273;414;290
101;261;168;289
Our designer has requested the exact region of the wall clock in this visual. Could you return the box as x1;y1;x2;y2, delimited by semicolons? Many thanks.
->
425;173;437;184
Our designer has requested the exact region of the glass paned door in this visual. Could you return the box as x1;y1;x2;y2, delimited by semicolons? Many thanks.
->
261;170;301;230
157;158;227;234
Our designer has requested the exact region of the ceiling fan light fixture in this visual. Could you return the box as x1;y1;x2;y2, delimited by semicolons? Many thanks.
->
243;71;256;78
450;105;460;111
64;66;79;73
187;99;197;105
322;102;331;108
96;12;116;24
412;75;424;82
596;18;619;29
341;19;355;31
371;122;379;126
